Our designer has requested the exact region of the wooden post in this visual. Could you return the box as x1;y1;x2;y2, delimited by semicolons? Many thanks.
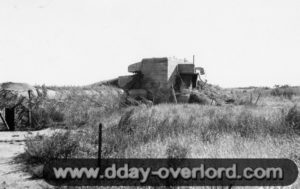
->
255;93;262;105
98;123;103;168
28;90;32;128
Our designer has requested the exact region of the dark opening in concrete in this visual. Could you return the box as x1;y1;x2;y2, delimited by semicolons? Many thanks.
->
5;108;15;131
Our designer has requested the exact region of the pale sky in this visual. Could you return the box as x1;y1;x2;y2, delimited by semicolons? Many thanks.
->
0;0;299;88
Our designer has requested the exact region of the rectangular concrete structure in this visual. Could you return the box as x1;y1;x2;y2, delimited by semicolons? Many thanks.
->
119;57;201;102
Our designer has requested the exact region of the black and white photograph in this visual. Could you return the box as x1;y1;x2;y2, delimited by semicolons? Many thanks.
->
0;0;299;188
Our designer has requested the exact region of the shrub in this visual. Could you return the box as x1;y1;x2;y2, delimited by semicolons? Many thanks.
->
22;131;79;164
30;85;125;129
31;108;51;129
189;92;211;105
286;106;300;133
60;86;124;127
28;87;66;129
166;142;189;158
236;110;263;138
31;102;65;129
48;106;65;122
118;108;135;132
199;129;219;144
271;85;295;99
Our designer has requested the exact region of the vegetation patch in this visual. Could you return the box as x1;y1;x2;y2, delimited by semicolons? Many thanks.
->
271;85;297;99
21;131;79;165
286;105;300;134
166;142;189;158
17;85;300;188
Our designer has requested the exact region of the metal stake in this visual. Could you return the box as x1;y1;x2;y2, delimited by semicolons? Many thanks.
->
98;123;103;168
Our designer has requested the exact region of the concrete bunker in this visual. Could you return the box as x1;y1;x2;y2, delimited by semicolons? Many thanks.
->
118;57;205;103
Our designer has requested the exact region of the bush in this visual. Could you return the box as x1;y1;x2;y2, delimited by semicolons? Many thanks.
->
31;102;65;129
189;92;211;105
29;85;125;129
31;108;51;129
286;106;300;133
23;131;79;164
28;87;66;129
271;85;296;99
48;106;65;122
118;108;135;132
60;86;124;127
166;142;189;158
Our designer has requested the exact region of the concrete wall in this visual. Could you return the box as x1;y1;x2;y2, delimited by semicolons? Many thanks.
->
127;57;196;91
128;62;142;72
125;57;198;102
118;75;135;89
178;64;195;74
167;57;181;81
140;58;168;90
167;58;195;88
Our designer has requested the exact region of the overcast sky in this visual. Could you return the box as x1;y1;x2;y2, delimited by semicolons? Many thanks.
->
0;0;299;88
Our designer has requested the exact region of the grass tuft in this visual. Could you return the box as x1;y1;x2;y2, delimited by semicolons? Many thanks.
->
286;105;300;133
22;131;79;164
166;142;189;158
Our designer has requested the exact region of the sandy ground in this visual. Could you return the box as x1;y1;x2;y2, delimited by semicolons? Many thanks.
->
0;130;57;189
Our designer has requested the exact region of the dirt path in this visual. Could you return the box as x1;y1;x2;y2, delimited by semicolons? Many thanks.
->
0;130;53;189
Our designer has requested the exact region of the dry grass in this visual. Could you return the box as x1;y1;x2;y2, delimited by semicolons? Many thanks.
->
20;85;300;189
22;131;80;164
99;104;298;158
30;85;126;129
